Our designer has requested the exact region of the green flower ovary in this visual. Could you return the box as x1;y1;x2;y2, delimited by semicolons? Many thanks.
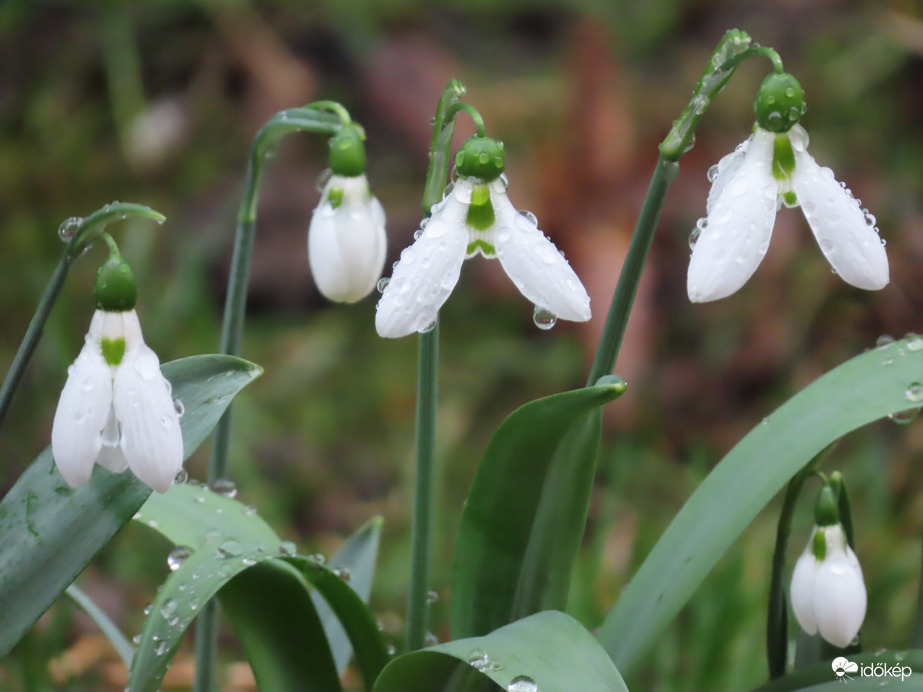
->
93;254;137;312
755;72;805;133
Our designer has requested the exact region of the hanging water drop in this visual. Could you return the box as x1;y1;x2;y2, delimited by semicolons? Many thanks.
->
316;168;333;193
58;216;83;241
173;399;185;417
167;545;192;571
517;209;538;226
173;468;188;485
419;320;437;334
532;306;557;330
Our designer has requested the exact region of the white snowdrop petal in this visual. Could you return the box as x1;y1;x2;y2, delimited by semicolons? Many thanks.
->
113;344;184;493
51;337;112;488
706;138;749;216
309;175;387;304
493;191;590;322
96;443;129;473
789;547;819;636
688;128;777;302
813;549;867;648
375;193;469;338
791;151;889;290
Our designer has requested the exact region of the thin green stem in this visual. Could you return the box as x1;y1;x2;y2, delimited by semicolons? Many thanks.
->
443;102;486;138
0;203;164;436
405;323;439;651
586;155;677;385
194;106;342;692
306;100;353;125
402;80;466;653
766;445;834;678
587;29;782;383
911;537;923;648
0;256;72;431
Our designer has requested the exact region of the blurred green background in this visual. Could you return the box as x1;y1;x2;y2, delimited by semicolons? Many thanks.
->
1;0;922;689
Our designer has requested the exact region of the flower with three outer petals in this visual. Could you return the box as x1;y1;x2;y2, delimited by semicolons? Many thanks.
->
309;172;387;303
375;135;590;338
789;522;867;648
687;72;889;302
51;251;183;493
308;123;387;304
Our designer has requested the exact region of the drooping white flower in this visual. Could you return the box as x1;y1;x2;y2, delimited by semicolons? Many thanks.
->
789;523;867;648
375;135;590;338
688;76;889;302
52;309;184;493
309;173;387;303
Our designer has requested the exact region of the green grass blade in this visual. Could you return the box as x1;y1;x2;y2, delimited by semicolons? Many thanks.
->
375;610;629;692
313;517;384;675
0;354;261;658
131;486;389;691
450;378;626;639
598;336;923;673
64;584;134;667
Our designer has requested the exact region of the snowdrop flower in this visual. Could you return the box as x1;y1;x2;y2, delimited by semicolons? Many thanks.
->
789;486;866;648
308;125;387;303
375;135;590;338
52;250;183;493
688;72;889;302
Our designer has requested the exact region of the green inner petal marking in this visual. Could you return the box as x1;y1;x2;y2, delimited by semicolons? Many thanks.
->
772;134;796;181
101;337;126;366
466;184;495;231
327;188;344;210
782;190;798;206
467;239;496;256
812;529;826;561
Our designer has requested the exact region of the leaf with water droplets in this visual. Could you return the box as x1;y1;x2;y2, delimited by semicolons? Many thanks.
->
0;354;261;658
373;611;628;692
598;335;923;675
451;379;626;639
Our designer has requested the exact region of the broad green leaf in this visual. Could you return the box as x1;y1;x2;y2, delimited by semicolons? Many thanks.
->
131;487;389;691
314;517;384;675
374;610;629;692
127;549;389;692
753;649;923;691
0;354;261;658
451;378;626;638
599;336;923;673
65;584;134;667
134;482;280;551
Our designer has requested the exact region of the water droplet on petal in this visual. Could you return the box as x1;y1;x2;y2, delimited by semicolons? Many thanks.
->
532;306;557;330
167;545;192;571
413;229;423;240
906;382;923;403
419;320;436;334
333;566;352;581
876;335;895;349
377;277;390;293
279;541;296;556
316;168;333;193
173;399;185;417
517;209;538;226
311;553;326;566
905;334;923;352
173;468;188;485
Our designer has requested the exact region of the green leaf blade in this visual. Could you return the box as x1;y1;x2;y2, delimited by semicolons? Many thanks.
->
598;337;923;674
0;354;261;658
375;611;629;692
450;379;625;639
